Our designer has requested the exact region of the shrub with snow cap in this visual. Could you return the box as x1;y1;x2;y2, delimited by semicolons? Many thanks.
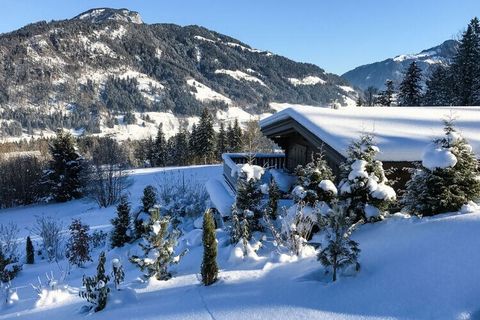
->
338;134;396;222
402;119;480;216
79;251;110;312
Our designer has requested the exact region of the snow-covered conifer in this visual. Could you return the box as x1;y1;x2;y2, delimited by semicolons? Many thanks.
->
402;119;480;216
265;179;281;219
398;61;423;106
142;185;157;213
338;134;396;222
318;205;360;282
80;251;110;312
110;196;131;248
201;209;218;286
66;219;91;267
111;258;124;290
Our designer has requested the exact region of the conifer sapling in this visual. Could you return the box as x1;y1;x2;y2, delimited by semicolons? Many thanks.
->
66;219;91;267
111;258;124;290
110;195;131;248
26;236;34;264
201;209;218;286
80;251;110;312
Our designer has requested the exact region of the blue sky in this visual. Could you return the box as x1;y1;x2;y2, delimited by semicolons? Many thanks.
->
0;0;478;74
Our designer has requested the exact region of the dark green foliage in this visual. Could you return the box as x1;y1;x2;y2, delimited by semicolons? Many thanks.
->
266;179;281;219
398;61;423;106
216;121;227;159
233;167;264;232
102;77;148;112
402;120;480;216
227;119;243;152
110;196;132;248
141;185;157;213
26;236;34;264
66;219;92;267
44;130;85;202
201;209;218;286
376;79;395;106
0;248;21;282
423;65;453;106
80;251;110;312
196;108;216;164
150;124;166;167
318;205;360;282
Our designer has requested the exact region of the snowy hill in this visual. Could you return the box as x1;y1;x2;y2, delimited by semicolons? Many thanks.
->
0;8;358;140
342;40;457;90
1;165;479;319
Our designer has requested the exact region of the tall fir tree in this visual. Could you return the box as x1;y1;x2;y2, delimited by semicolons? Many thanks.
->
45;130;85;202
201;209;218;286
173;128;190;166
189;123;200;163
398;61;423;106
151;124;166;167
216;121;227;159
197;108;216;164
423;65;453;106
451;18;480;106
402;119;480;216
377;79;395;106
110;196;131;248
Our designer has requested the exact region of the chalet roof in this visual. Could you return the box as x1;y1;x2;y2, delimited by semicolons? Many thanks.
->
259;105;480;162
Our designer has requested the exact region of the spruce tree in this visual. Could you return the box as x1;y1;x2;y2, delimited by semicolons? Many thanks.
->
197;108;216;164
141;185;157;213
423;65;453;106
110;196;131;248
216;121;227;159
45;130;85;202
451;18;480;106
151;124;166;167
189;123;200;163
318;205;360;282
398;61;423;106
66;219;92;267
232;119;243;152
266;179;281;219
201;209;218;286
402;119;480;216
338;134;396;222
80;251;110;312
377;79;395;106
173;128;190;166
26;236;34;264
233;165;264;231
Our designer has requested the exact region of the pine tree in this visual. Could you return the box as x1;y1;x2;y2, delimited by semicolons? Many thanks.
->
111;258;124;290
130;209;186;280
451;18;480;105
377;80;395;106
402;119;480;216
266;179;281;219
197;108;216;163
189;123;200;163
398;61;423;106
216;121;227;159
318;205;360;282
26;236;34;264
151;124;166;167
233;164;264;231
80;251;110;312
66;219;92;267
45;130;85;202
356;96;364;107
232;119;243;152
110;196;131;248
293;154;336;205
173;128;190;166
141;185;157;213
338;134;396;222
201;209;218;286
423;65;453;106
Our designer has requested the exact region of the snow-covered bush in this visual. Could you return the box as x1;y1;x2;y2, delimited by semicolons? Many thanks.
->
0;223;21;282
402;120;480;216
0;282;18;307
130;209;187;281
80;251;110;313
318;204;361;282
264;179;281;219
293;154;337;205
90;230;108;249
110;196;132;248
338;134;396;222
31;271;70;308
32;216;63;262
157;170;209;218
65;219;92;267
141;185;158;213
111;259;124;290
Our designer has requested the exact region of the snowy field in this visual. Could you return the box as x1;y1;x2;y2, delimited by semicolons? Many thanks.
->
0;165;480;320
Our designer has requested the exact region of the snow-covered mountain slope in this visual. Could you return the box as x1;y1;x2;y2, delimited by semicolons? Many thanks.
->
342;40;458;90
0;8;358;140
1;165;479;319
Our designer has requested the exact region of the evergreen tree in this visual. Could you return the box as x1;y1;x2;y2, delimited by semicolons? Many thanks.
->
232;119;243;152
110;196;131;248
189;123;200;163
318;205;360;282
293;154;336;205
66;219;92;267
151;124;166;167
423;65;453;106
266;179;281;219
233;164;264;231
398;61;423;106
216;121;227;159
356;96;364;107
452;18;480;105
141;185;157;213
338;134;396;222
377;79;395;106
197;108;216;163
45;130;85;202
111;258;124;290
201;209;218;286
402;119;480;216
80;251;110;312
364;86;378;106
130;209;186;280
173;129;190;166
26;236;34;264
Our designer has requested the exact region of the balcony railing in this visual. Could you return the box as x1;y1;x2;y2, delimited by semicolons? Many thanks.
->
222;153;286;192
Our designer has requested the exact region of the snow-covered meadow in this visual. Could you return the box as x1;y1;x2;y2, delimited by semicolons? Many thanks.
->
0;165;480;320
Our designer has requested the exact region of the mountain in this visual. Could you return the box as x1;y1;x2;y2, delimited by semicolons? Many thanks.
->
342;40;458;90
0;8;358;140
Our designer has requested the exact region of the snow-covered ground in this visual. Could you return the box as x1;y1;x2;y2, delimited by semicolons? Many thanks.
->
1;165;480;319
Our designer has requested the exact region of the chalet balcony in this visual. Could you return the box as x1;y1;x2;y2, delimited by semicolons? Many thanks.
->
222;152;286;192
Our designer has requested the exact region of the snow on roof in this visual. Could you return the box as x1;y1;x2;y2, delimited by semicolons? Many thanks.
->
259;105;480;161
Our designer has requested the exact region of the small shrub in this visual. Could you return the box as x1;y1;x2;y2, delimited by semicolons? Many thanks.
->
90;230;108;249
32;216;63;262
110;196;132;248
66;219;92;267
80;252;110;312
26;236;34;264
141;185;157;212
